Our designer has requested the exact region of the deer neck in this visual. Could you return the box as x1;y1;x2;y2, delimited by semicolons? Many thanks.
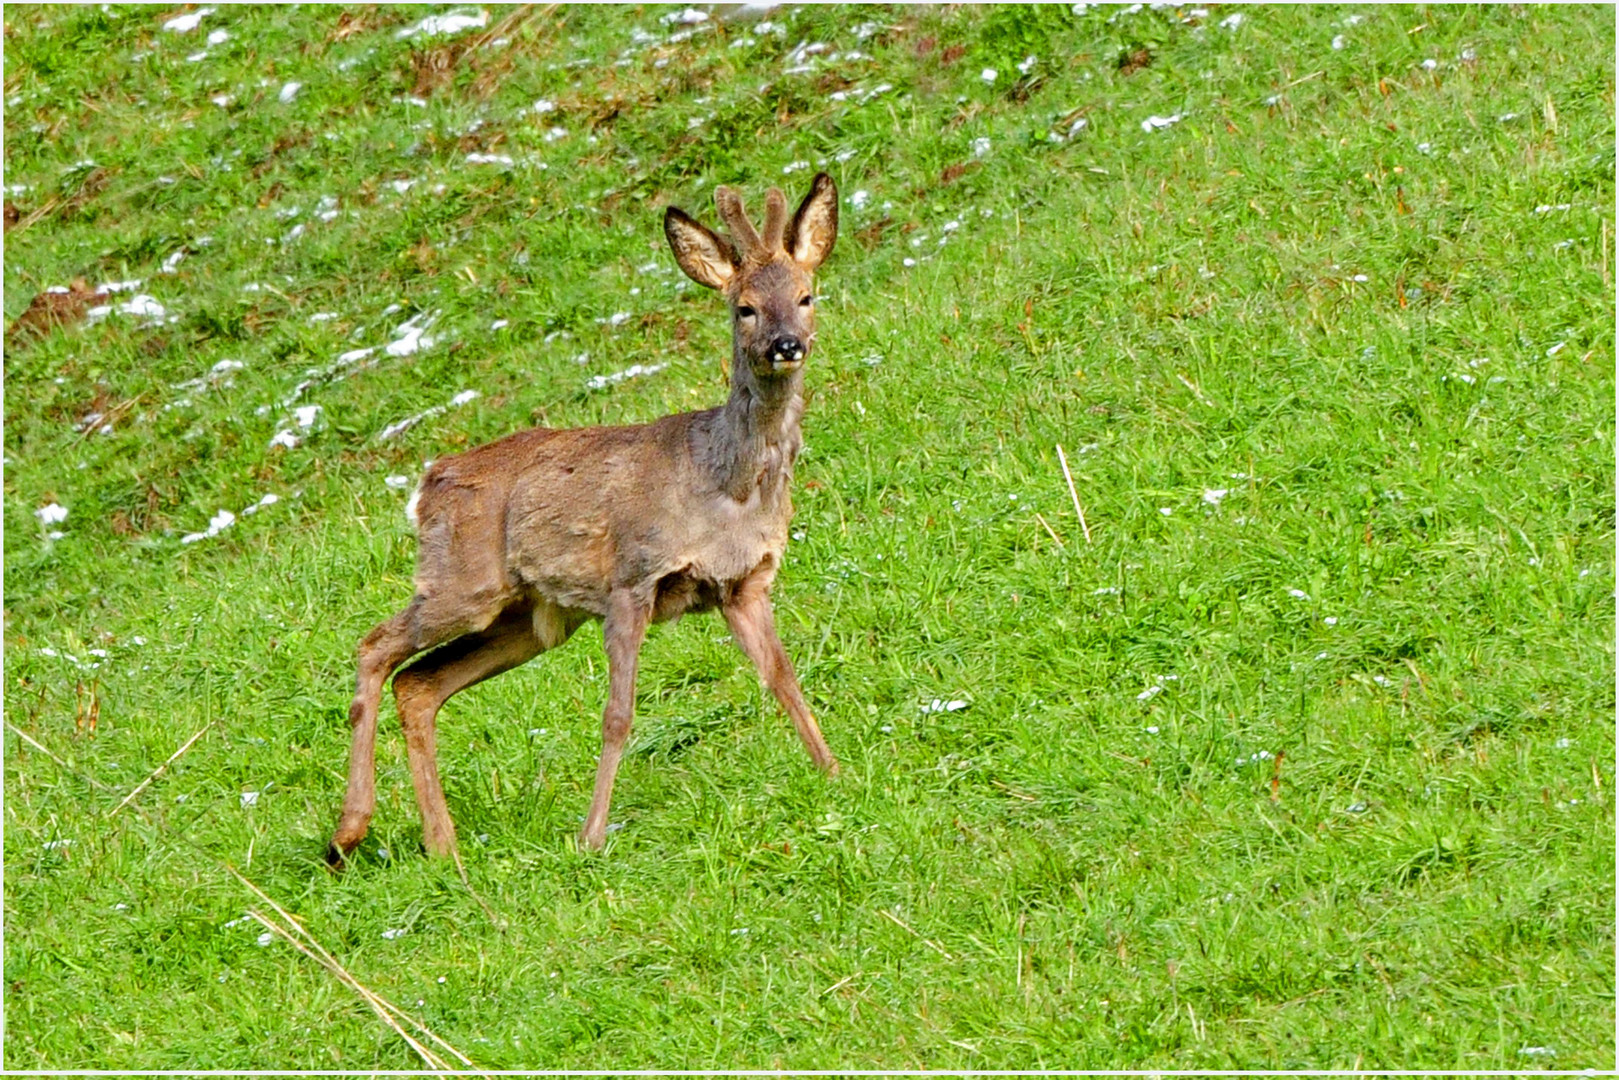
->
703;349;805;504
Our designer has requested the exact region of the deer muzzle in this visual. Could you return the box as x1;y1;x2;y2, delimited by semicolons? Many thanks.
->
768;335;806;369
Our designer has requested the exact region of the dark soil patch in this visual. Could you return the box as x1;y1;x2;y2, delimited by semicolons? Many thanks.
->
6;279;111;348
1118;47;1153;75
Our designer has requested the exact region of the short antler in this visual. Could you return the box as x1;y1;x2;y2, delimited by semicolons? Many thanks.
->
715;185;791;263
714;186;763;259
759;188;788;256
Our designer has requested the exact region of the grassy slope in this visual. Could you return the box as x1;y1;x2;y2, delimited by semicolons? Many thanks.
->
3;3;1614;1069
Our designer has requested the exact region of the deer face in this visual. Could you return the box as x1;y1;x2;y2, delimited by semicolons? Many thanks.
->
665;174;838;379
730;257;816;375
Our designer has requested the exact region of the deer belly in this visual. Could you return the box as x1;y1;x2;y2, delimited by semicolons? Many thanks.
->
650;571;724;622
505;510;617;615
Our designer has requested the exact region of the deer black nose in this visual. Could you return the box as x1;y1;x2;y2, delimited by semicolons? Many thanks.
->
769;336;805;364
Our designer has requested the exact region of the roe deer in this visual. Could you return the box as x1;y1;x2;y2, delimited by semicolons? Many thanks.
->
328;174;841;865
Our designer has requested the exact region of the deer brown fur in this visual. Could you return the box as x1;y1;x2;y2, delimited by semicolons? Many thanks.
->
328;174;840;865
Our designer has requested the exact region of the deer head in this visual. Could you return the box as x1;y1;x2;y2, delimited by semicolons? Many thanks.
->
664;173;838;379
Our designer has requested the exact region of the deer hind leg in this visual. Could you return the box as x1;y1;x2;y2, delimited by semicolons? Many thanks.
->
328;590;513;866
392;603;577;859
329;609;420;864
579;591;651;851
723;575;839;776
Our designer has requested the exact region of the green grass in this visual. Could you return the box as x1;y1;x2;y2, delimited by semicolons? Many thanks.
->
4;2;1614;1069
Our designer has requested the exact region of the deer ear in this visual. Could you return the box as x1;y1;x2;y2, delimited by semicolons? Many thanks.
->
664;206;737;290
785;172;838;271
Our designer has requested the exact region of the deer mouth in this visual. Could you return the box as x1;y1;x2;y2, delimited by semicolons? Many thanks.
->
765;339;807;372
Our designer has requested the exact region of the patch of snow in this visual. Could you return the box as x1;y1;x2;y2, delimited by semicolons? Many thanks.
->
386;311;440;357
377;389;478;441
162;7;214;33
87;294;168;321
181;507;238;544
240;493;279;516
586;362;666;391
397;7;488;39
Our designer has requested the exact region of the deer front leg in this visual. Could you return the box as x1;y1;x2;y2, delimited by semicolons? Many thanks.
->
723;575;838;776
580;591;650;851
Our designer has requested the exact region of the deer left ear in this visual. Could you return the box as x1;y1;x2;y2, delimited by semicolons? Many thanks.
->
786;173;838;272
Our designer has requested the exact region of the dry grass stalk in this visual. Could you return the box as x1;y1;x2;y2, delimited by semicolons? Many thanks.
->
879;907;954;960
5;720;111;790
1056;444;1093;544
108;721;213;818
230;868;482;1073
1034;510;1066;548
247;911;453;1070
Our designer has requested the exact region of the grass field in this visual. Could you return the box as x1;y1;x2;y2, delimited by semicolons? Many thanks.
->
3;2;1614;1069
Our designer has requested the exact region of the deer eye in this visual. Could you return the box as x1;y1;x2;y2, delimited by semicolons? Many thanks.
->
736;305;757;319
799;295;814;307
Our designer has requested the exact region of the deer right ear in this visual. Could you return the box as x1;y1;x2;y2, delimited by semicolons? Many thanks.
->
664;207;737;290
